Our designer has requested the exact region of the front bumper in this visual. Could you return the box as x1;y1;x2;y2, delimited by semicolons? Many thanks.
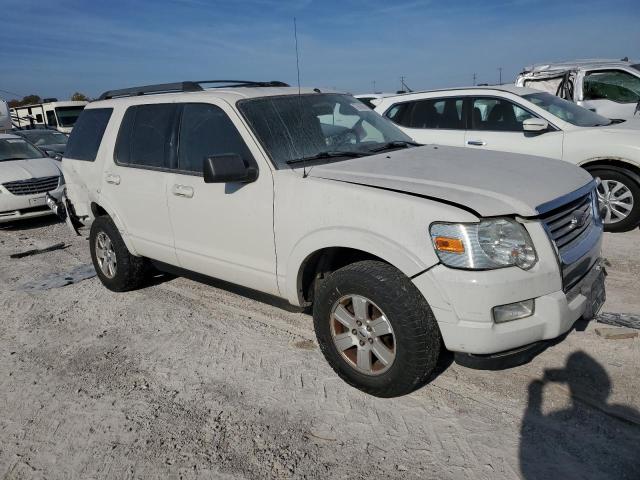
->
413;259;606;356
0;185;63;224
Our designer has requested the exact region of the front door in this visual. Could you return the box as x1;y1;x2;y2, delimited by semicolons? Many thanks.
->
464;97;564;159
166;102;278;296
579;69;640;119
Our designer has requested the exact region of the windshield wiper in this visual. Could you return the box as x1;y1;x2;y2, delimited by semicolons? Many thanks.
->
368;140;422;153
286;150;372;165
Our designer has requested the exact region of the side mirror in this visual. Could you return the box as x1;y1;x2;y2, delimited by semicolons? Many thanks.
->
203;154;258;184
522;118;549;133
45;150;62;161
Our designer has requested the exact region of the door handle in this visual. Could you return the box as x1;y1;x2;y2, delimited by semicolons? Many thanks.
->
172;184;194;198
467;140;486;146
105;173;121;185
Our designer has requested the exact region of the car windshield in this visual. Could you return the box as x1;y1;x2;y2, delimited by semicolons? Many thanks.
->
55;106;85;127
0;137;44;161
19;131;68;146
523;92;612;127
238;93;415;168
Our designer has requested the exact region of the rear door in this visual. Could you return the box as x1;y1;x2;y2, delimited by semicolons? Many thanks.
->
464;96;564;159
166;102;278;296
383;96;466;146
102;103;178;265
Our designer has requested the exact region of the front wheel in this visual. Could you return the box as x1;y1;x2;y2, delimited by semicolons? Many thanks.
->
589;167;640;232
313;260;441;397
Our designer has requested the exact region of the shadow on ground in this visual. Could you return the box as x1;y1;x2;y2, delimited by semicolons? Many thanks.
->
519;351;640;479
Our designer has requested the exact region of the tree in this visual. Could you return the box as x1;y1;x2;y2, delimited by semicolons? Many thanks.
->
8;95;42;108
71;92;90;101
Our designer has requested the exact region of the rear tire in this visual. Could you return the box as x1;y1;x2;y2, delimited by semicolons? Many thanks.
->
313;260;441;398
588;167;640;232
89;216;147;292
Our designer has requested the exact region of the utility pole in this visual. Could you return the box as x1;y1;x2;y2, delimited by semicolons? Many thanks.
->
498;67;503;85
372;80;376;93
400;75;408;92
473;73;477;86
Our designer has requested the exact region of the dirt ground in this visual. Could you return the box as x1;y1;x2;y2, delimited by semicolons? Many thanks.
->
0;218;638;480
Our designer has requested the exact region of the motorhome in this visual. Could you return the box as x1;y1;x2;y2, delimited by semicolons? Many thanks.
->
11;100;88;133
0;99;10;133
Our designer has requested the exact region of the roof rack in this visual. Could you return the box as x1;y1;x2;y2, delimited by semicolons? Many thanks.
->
98;80;290;100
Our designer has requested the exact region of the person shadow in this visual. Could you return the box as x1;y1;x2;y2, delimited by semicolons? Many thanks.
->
519;351;640;480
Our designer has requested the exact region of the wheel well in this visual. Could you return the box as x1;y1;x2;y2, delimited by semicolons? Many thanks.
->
581;159;640;185
297;247;388;306
91;203;108;218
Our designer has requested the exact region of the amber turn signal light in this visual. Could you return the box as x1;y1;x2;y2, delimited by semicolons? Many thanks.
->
433;236;465;254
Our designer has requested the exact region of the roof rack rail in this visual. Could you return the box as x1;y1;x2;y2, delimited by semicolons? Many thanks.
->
98;80;290;100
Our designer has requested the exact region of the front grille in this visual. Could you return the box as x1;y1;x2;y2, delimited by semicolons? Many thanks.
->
2;176;60;196
542;193;594;256
540;191;601;290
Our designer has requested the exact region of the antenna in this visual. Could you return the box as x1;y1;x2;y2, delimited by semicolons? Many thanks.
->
293;17;308;178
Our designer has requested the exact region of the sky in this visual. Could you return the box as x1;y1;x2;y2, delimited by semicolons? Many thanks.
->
1;0;639;101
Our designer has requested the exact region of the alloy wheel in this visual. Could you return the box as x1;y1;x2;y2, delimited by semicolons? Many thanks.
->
330;294;396;375
95;231;117;279
597;179;634;224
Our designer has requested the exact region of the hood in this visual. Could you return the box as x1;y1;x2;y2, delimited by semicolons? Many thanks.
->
0;157;62;183
598;118;640;133
308;145;593;217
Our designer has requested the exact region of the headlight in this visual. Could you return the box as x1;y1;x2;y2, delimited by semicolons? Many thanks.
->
430;218;537;270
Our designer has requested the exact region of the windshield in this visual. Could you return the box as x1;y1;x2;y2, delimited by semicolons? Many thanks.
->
0;138;45;161
523;92;612;127
238;93;414;168
20;131;68;146
55;106;85;127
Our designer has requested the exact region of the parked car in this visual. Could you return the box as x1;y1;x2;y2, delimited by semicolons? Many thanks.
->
50;80;604;397
375;86;640;232
12;128;68;157
0;133;64;223
515;59;640;120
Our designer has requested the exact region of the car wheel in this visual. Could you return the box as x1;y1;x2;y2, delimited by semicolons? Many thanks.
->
313;260;441;397
589;167;640;232
89;216;148;292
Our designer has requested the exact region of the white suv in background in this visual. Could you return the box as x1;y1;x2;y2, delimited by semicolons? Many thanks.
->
375;86;640;232
516;59;640;120
52;80;604;397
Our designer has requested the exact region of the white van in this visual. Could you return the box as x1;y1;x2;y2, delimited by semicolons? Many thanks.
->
11;100;88;133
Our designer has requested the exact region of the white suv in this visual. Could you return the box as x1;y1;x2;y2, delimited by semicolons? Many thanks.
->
516;59;640;120
52;80;605;397
375;86;640;232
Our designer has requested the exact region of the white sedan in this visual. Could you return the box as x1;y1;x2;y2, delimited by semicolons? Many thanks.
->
374;86;640;232
0;134;64;223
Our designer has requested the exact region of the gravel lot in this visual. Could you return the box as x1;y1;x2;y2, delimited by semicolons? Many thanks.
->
1;218;638;480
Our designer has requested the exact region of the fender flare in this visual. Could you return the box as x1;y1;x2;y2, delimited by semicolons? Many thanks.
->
90;199;140;256
579;157;640;186
284;227;436;306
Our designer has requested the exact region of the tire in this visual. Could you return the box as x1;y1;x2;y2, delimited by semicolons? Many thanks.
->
89;216;148;292
313;260;441;397
588;167;640;232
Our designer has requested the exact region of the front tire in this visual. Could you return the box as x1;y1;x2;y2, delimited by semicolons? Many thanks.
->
589;167;640;232
89;216;147;292
313;260;441;397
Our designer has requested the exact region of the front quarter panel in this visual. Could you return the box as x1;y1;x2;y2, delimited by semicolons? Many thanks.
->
274;171;478;306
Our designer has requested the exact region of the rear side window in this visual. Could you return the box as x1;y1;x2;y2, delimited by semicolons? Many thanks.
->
115;104;177;169
386;98;464;129
177;103;253;174
65;108;113;161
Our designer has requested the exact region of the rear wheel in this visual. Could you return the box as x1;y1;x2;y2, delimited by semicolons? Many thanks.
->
589;167;640;232
313;260;441;397
89;216;148;291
